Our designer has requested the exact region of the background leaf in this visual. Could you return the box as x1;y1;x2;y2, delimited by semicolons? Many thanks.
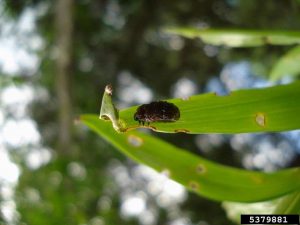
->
118;82;300;134
270;45;300;81
165;28;300;47
222;200;277;224
273;191;300;214
80;114;300;203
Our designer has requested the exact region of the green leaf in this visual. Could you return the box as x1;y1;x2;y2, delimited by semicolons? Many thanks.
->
270;45;300;81
99;84;125;132
223;200;277;223
273;191;300;214
118;82;300;134
165;28;300;47
80;114;300;202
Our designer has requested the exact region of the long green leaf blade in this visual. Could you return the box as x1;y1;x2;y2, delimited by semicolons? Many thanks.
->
270;45;300;81
165;28;300;47
119;82;300;134
80;114;300;202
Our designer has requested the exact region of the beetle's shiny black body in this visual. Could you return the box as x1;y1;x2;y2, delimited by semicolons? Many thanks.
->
134;101;180;125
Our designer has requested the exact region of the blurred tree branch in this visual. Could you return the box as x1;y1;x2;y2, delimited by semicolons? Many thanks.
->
55;0;74;154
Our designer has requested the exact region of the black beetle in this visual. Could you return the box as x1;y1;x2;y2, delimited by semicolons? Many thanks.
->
134;101;180;125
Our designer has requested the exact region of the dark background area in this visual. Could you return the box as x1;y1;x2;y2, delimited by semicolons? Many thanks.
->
1;0;300;224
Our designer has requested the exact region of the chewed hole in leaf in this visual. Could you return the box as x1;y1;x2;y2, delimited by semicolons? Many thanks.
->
196;164;206;174
127;135;144;147
255;112;266;127
174;129;190;133
189;181;200;191
161;168;171;177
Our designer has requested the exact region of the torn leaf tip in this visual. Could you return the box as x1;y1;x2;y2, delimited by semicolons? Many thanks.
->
105;84;113;95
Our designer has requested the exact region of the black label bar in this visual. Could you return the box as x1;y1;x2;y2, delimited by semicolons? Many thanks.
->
241;214;299;224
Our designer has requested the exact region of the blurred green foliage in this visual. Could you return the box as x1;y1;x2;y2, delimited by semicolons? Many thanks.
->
270;45;300;81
